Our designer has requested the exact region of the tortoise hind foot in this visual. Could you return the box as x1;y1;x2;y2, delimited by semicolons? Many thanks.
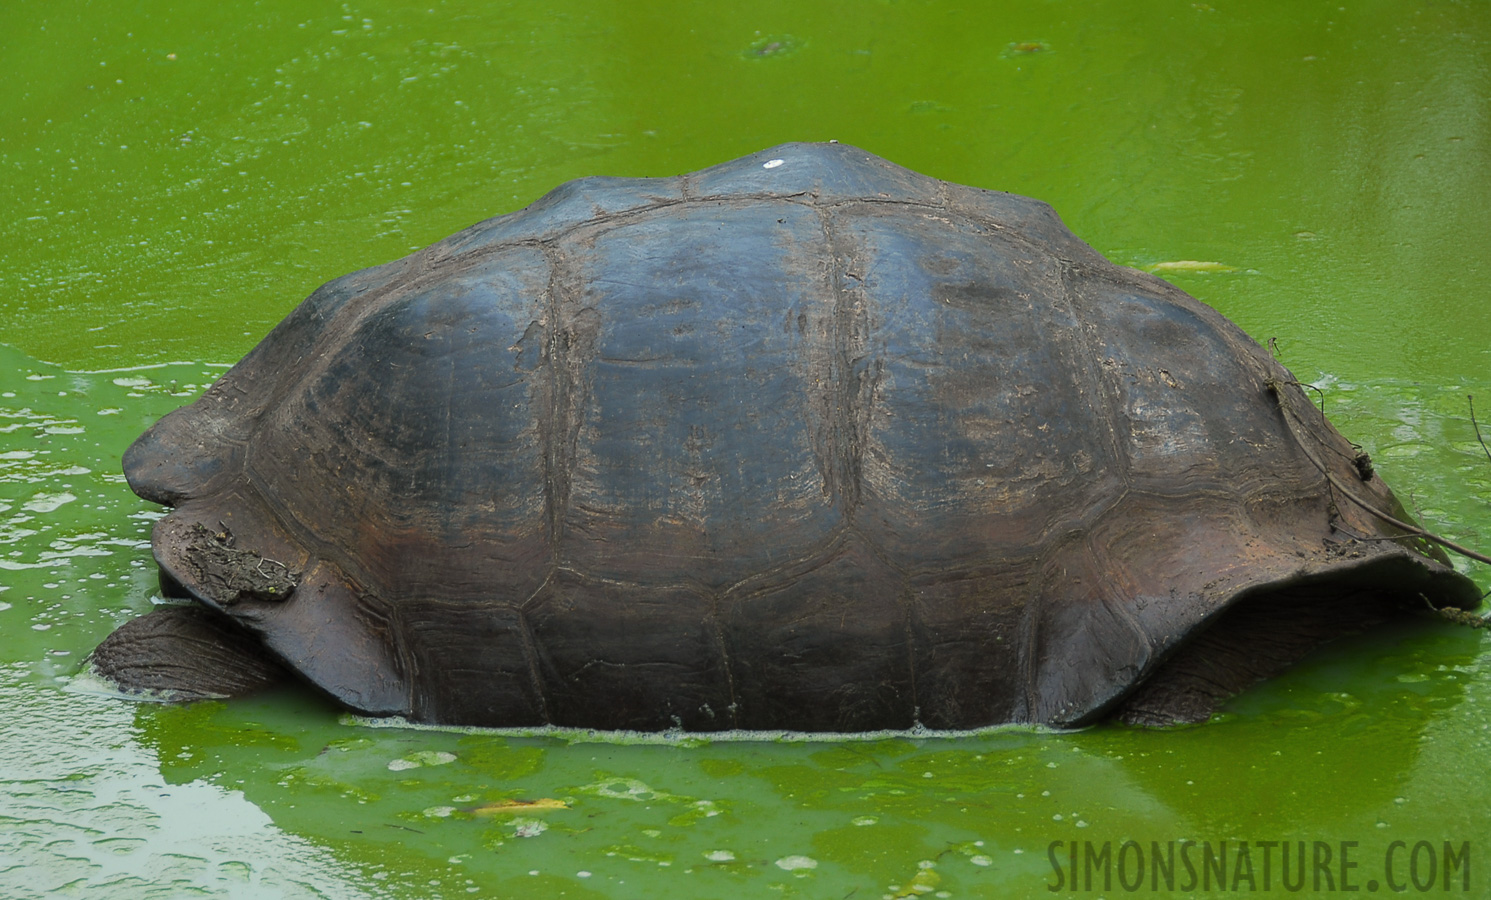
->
1113;587;1401;727
87;605;289;701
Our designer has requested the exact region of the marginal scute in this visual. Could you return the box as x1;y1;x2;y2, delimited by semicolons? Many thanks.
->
524;570;727;730
908;559;1039;728
95;142;1481;731
720;534;913;732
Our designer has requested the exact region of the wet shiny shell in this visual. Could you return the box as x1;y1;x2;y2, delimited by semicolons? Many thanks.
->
121;142;1477;730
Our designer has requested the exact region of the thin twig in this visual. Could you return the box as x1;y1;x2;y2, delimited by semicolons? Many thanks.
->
1470;395;1491;465
1300;380;1327;415
1268;378;1491;566
1266;342;1328;414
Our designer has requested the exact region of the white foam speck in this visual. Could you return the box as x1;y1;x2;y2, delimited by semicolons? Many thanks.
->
23;492;76;514
389;750;457;770
512;818;547;838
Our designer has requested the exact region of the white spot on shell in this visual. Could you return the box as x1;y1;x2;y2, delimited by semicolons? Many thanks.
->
762;158;785;169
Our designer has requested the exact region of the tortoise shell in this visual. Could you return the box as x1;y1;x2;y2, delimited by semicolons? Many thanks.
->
101;142;1478;731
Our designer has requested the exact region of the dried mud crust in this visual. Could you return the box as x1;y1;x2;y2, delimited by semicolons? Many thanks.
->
179;522;300;605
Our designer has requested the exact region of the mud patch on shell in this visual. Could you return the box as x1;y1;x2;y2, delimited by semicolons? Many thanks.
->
179;522;300;605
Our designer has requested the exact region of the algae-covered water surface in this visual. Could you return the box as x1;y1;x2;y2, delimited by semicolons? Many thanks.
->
3;2;1489;897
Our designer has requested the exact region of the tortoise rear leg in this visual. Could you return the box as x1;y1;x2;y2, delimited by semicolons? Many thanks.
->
88;605;289;701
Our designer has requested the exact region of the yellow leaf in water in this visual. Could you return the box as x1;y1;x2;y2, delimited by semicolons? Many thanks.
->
470;798;570;816
1144;260;1238;274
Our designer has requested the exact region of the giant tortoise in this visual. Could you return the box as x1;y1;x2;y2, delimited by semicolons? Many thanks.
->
89;142;1480;731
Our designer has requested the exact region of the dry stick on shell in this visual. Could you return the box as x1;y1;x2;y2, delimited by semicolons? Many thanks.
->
1467;394;1491;605
1470;394;1491;465
1266;376;1491;566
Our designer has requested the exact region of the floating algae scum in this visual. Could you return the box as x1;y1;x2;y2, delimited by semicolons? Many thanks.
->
4;1;1490;897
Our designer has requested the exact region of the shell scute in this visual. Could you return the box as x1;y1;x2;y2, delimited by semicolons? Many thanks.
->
525;571;728;731
557;200;842;588
720;535;913;732
689;142;944;207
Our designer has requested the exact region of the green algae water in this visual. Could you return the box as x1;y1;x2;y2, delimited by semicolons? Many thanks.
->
3;1;1489;897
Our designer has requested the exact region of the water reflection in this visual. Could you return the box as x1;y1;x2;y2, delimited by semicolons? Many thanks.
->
0;679;384;899
110;610;1482;900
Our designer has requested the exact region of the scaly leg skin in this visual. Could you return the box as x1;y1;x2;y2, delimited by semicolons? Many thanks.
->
88;604;290;701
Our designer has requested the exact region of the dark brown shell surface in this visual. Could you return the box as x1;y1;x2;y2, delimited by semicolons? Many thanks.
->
119;142;1478;731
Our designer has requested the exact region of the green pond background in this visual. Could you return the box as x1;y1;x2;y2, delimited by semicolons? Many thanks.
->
3;1;1489;897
